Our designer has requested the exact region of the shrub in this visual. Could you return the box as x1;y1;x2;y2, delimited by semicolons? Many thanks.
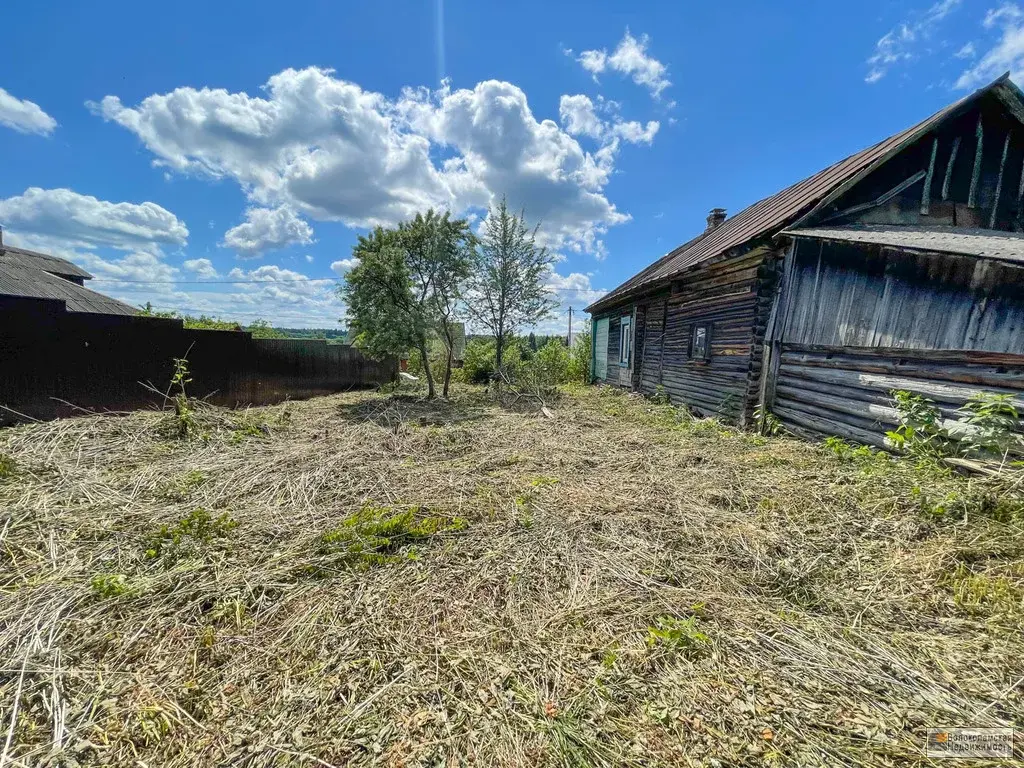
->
458;338;497;384
532;339;571;386
567;328;591;383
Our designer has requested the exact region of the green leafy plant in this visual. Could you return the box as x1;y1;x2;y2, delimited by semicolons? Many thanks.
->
230;410;271;443
457;338;497;384
145;508;238;561
957;393;1023;458
824;436;878;463
651;385;671;406
754;405;782;436
90;573;130;599
168;357;201;440
0;453;16;480
941;564;1023;622
886;389;947;458
158;470;207;501
318;505;468;569
566;324;592;384
646;612;710;659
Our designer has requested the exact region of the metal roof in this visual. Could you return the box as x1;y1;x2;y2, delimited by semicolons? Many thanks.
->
783;224;1024;265
0;244;93;280
0;259;137;315
586;74;1024;314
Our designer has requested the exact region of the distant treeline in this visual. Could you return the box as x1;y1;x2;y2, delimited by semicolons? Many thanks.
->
138;305;348;342
467;332;568;350
274;327;348;342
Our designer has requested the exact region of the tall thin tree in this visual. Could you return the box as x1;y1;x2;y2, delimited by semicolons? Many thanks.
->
467;196;557;380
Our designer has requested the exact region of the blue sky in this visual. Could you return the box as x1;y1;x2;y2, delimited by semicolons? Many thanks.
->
0;0;1019;330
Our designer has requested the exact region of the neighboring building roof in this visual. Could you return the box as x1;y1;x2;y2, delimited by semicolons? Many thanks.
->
587;73;1024;314
0;244;93;280
0;258;137;315
783;224;1024;265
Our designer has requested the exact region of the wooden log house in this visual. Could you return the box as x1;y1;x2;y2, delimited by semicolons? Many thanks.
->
586;74;1024;446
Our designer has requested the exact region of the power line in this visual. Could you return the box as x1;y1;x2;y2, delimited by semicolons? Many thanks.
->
92;276;345;285
92;276;607;295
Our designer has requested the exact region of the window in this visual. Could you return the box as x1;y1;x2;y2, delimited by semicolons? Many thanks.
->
690;323;711;360
619;316;631;366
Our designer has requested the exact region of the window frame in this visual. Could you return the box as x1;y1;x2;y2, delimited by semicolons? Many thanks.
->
689;322;711;361
618;315;631;367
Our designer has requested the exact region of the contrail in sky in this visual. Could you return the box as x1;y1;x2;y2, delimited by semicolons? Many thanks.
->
435;0;446;84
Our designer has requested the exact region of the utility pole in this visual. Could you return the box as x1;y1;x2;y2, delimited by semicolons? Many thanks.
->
567;306;573;346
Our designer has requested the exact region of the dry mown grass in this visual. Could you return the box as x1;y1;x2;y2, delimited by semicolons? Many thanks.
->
1;384;1023;767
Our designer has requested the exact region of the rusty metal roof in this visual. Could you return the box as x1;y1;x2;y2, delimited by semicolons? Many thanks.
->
0;244;93;280
784;224;1024;265
0;259;137;315
587;73;1024;314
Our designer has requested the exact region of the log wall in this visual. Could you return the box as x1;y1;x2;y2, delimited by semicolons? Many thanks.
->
774;344;1024;447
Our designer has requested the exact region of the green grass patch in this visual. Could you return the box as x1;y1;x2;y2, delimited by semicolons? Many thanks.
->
318;504;468;569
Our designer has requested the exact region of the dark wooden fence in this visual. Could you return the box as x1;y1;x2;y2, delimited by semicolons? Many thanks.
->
0;297;396;424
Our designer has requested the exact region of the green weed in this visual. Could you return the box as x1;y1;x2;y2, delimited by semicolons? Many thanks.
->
0;453;16;480
755;405;782;436
230;410;271;443
158;470;207;501
646;613;710;659
145;508;238;561
90;573;131;599
318;504;467;569
958;393;1024;458
942;564;1023;622
169;358;201;440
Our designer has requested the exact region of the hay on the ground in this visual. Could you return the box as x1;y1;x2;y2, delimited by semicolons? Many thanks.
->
1;384;1022;767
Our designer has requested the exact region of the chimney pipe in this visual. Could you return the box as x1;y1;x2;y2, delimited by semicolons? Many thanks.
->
706;208;727;232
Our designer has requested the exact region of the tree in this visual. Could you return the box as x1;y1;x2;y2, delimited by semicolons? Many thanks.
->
407;212;475;398
466;197;557;382
342;211;474;399
528;332;537;352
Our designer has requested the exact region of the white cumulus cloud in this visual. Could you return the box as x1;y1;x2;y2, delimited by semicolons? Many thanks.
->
90;67;640;257
865;0;962;83
330;258;358;276
183;258;219;279
0;88;57;136
222;205;314;257
558;94;659;146
0;187;188;254
574;29;671;98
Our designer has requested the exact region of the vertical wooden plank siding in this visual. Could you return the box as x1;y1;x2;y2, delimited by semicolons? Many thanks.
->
0;301;397;424
781;239;1024;354
768;237;1024;445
